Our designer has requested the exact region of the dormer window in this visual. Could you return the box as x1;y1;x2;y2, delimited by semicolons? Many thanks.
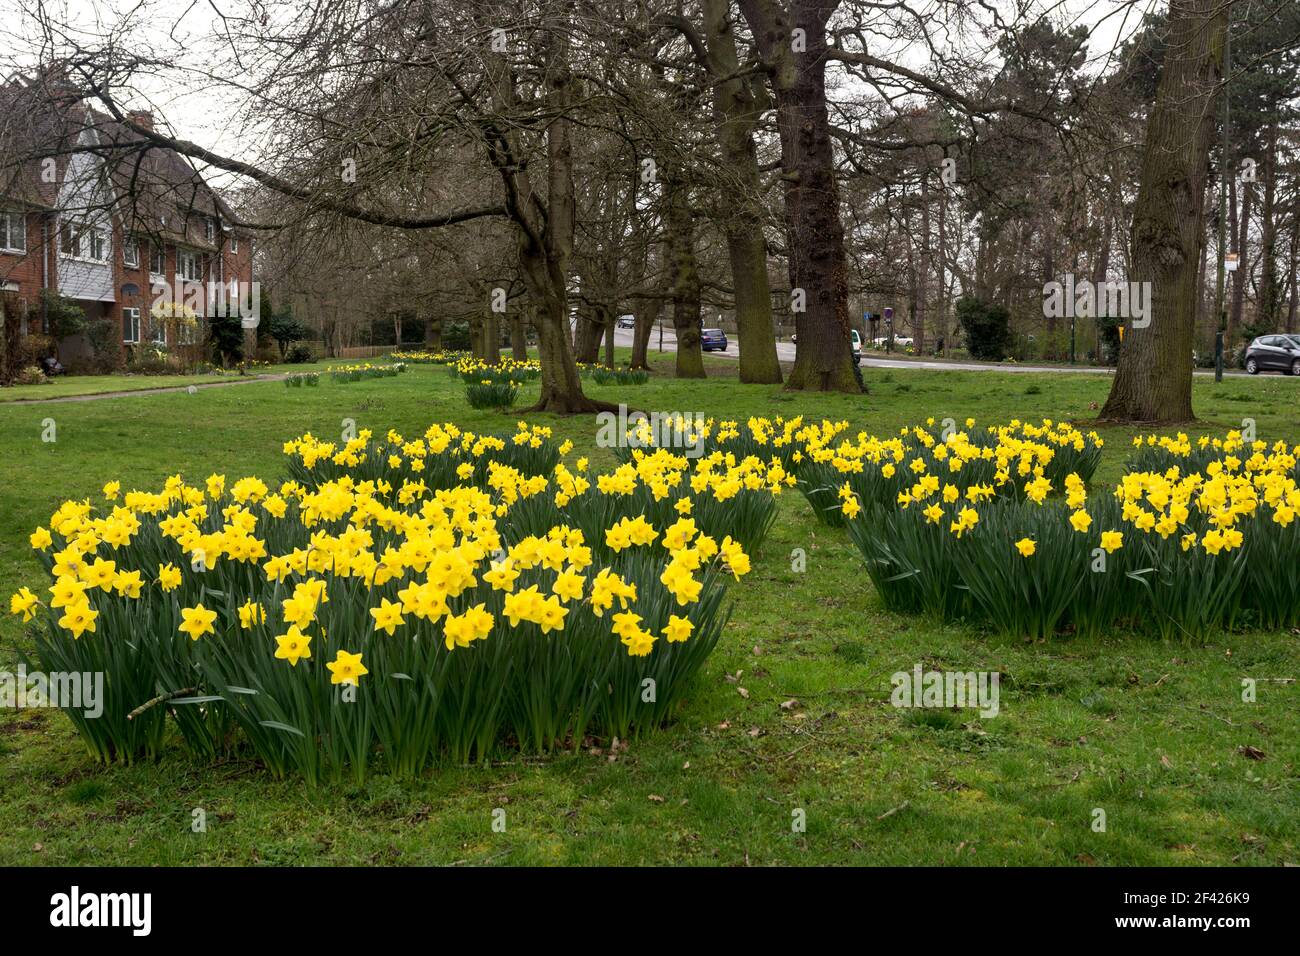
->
204;217;215;242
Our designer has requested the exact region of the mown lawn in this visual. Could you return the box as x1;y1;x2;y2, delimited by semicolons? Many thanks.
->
1;357;1297;866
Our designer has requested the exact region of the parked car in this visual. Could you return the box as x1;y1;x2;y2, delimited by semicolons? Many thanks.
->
616;315;636;329
701;328;728;352
1244;334;1300;375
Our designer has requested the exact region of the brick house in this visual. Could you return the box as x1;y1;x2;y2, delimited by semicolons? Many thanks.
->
0;68;255;372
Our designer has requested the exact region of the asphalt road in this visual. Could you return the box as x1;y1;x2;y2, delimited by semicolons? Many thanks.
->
615;325;1253;378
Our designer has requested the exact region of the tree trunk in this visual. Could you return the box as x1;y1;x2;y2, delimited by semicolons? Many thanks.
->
700;0;781;384
511;313;528;360
665;167;705;379
739;0;856;392
1287;211;1300;333
1100;0;1228;423
631;300;655;369
427;317;442;352
575;312;601;364
915;157;931;356
1258;125;1280;330
482;16;609;414
1228;173;1252;346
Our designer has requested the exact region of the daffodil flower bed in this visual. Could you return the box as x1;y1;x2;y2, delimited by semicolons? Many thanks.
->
12;422;772;784
390;349;470;365
328;362;408;383
591;366;650;386
793;417;1104;526
835;428;1300;641
452;357;541;385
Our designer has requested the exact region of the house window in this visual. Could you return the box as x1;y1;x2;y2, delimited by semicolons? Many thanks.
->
0;211;26;253
204;218;215;242
178;317;197;345
60;222;79;256
123;307;141;344
231;235;238;254
150;244;165;276
179;249;203;282
151;318;166;345
123;239;139;268
87;228;108;262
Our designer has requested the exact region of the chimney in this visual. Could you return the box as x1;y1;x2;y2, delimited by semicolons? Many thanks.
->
128;110;155;132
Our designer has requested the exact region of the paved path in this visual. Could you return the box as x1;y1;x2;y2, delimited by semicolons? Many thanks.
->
617;326;1254;378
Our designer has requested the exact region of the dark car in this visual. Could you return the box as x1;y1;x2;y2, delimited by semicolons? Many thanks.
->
701;328;728;352
616;315;636;329
1245;334;1300;375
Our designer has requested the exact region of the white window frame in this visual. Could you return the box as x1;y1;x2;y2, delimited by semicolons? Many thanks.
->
149;243;165;278
123;307;141;344
204;217;215;242
230;235;238;254
59;220;110;263
151;317;167;346
60;221;80;257
179;249;203;282
123;238;139;268
0;211;26;253
87;228;108;262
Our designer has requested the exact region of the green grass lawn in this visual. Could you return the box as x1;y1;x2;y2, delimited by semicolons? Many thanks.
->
1;356;1297;865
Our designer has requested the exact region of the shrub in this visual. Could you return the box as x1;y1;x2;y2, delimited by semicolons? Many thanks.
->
15;365;45;385
441;321;472;351
208;314;245;366
956;296;1011;361
285;344;313;364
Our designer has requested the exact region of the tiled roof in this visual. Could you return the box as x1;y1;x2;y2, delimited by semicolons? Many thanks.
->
1;67;242;248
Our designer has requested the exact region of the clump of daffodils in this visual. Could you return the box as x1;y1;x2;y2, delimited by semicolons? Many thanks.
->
836;422;1300;642
14;420;762;782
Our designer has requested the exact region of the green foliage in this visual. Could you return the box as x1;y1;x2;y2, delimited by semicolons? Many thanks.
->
592;366;649;386
39;291;86;341
208;314;245;367
956;296;1011;361
465;381;518;408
